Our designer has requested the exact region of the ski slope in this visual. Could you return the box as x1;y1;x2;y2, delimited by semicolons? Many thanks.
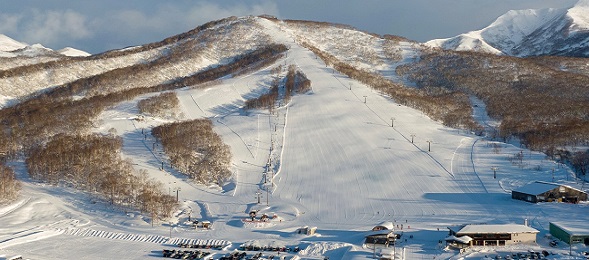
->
1;17;588;260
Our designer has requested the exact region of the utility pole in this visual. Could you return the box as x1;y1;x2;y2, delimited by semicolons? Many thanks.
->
391;117;395;128
256;189;262;204
410;134;415;144
491;167;498;179
426;140;432;152
570;233;572;256
363;95;367;104
176;187;181;202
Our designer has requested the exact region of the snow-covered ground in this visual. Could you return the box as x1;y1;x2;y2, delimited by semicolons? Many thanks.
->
1;17;588;260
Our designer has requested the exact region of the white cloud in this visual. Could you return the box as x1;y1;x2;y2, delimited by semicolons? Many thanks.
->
0;13;23;36
183;1;279;25
87;1;278;52
21;9;92;45
98;1;278;36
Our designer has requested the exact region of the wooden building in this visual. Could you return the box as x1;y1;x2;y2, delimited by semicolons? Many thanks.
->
447;224;538;247
364;231;397;249
512;181;587;203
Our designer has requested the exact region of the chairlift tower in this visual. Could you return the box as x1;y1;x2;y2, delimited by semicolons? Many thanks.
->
256;189;262;204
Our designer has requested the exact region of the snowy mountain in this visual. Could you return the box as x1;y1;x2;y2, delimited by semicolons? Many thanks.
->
0;34;27;52
0;34;90;58
426;0;589;57
57;47;91;57
0;16;588;260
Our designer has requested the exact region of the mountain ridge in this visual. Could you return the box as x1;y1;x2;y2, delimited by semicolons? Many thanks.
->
426;0;589;57
0;33;90;58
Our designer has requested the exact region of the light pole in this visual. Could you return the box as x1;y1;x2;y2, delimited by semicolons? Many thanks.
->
175;187;181;202
391;117;395;128
410;134;415;144
426;140;432;152
363;95;367;103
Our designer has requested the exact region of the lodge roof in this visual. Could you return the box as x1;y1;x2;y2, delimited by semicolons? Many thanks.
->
449;224;539;235
372;221;395;230
445;235;473;244
513;182;559;195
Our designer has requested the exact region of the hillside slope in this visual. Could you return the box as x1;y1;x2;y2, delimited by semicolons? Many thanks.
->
0;17;272;106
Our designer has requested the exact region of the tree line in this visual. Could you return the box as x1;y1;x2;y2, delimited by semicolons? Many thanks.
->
0;163;20;204
396;49;589;151
245;64;312;110
299;41;480;131
0;44;287;159
26;133;176;219
0;16;241;80
396;48;589;176
284;64;311;103
152;119;232;185
0;44;287;203
138;92;180;117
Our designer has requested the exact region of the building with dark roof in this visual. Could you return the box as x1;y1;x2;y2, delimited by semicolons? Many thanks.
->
511;181;587;203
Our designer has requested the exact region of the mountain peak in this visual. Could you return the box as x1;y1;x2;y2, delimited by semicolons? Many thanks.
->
568;0;589;31
0;34;27;52
0;34;90;57
57;47;91;57
426;2;589;57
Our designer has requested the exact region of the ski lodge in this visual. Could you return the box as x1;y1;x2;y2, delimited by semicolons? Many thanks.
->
364;222;398;249
446;224;539;248
511;181;587;203
364;231;397;249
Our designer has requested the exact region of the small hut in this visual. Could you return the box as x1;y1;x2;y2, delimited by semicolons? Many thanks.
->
296;226;317;235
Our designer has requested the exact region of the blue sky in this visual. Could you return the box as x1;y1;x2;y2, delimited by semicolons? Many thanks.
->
0;0;578;54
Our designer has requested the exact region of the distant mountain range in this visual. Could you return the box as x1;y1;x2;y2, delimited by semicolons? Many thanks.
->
426;0;589;57
0;34;90;58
